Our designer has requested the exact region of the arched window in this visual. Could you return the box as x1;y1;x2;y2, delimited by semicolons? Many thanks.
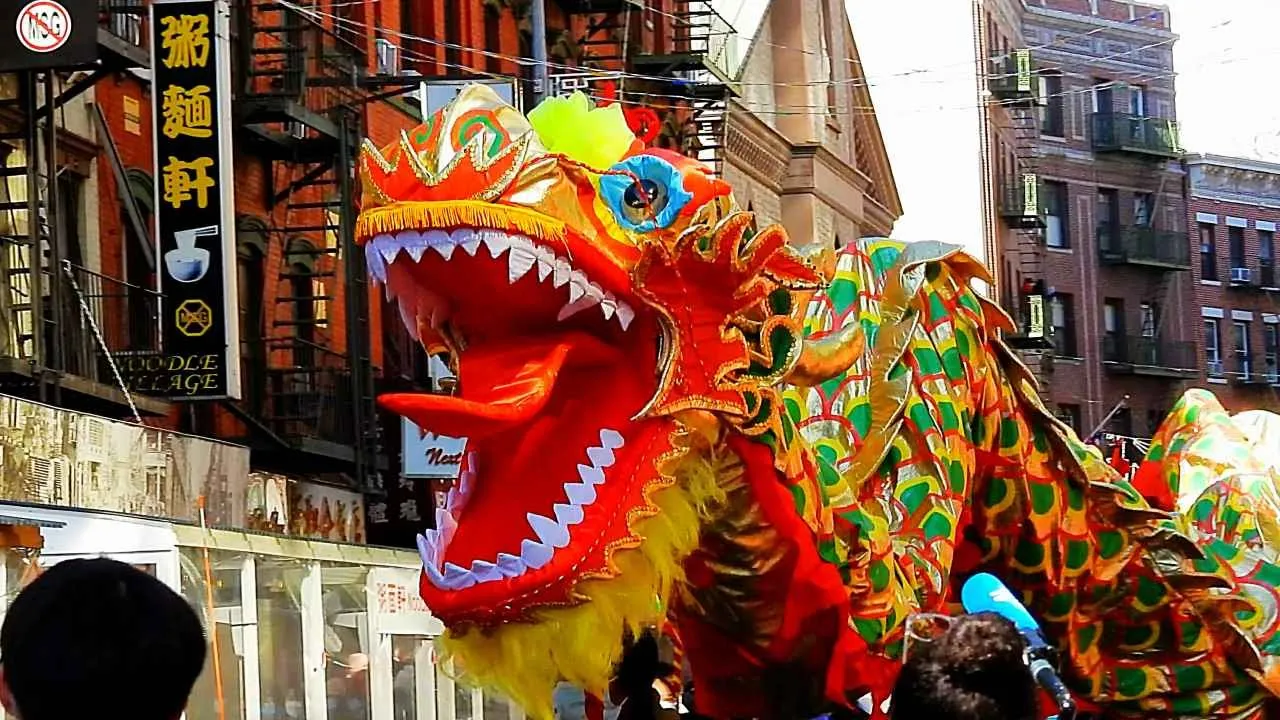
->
285;237;318;370
122;168;155;352
237;216;268;412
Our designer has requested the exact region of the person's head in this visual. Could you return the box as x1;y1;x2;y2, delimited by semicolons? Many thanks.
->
0;558;206;720
890;612;1038;720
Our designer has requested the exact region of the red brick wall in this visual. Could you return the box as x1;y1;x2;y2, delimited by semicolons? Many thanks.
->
1185;193;1280;414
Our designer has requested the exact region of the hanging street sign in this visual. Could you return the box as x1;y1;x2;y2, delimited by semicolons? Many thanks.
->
0;0;94;71
134;0;241;400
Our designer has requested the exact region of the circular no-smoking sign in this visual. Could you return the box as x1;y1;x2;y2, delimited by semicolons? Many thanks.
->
16;0;71;54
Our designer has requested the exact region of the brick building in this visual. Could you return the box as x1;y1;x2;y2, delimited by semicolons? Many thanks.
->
977;0;1193;438
1185;153;1280;412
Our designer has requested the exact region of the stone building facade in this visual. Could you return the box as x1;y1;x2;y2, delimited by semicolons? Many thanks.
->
725;0;902;247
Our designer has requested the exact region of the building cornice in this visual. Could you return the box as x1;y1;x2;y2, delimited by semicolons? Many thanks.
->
1024;5;1175;40
1185;153;1280;177
1186;159;1280;207
725;104;792;192
782;142;873;223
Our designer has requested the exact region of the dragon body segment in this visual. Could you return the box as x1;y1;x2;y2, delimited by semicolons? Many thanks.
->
355;85;1280;719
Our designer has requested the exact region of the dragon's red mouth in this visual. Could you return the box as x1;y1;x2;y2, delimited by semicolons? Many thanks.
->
368;219;665;619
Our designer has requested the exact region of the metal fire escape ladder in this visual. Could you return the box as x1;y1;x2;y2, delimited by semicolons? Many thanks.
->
239;0;378;484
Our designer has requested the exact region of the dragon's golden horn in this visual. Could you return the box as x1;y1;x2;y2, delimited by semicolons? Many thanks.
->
784;322;866;386
795;243;838;283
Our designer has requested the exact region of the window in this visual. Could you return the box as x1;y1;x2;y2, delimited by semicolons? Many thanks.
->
1108;407;1133;436
1260;229;1276;286
444;3;462;70
1044;181;1069;248
56;174;85;267
1096;188;1119;249
1234;320;1252;379
1050;294;1076;357
1204;317;1223;376
1228;226;1246;270
484;5;502;74
1139;302;1157;337
1040;73;1065;136
1199;223;1218;281
1055;404;1082;435
237;239;266;414
1133;193;1153;227
1129;85;1147;117
1092;79;1114;113
1102;298;1123;360
1266;323;1279;384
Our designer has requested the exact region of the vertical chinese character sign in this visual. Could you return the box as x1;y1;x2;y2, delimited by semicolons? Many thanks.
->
149;0;241;400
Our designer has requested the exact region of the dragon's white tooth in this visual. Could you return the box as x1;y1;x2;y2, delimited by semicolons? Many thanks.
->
567;279;586;303
495;552;526;577
577;463;605;486
527;512;570;548
453;228;481;255
405;245;427;262
469;559;504;582
416;532;437;570
379;241;402;263
535;258;553;281
552;258;573;287
587;445;616;469
423;558;449;588
600;297;617;320
553;502;585;526
520;538;554;569
482;231;510;258
599;429;624;450
585;280;605;299
508;246;537;283
366;243;388;282
565;479;597;506
441;562;477;589
616;302;635;331
431;241;456;260
557;295;601;322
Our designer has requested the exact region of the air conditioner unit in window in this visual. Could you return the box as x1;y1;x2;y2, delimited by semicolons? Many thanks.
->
1231;267;1252;283
375;39;401;76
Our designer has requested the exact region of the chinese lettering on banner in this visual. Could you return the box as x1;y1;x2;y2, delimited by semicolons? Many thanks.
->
143;0;241;400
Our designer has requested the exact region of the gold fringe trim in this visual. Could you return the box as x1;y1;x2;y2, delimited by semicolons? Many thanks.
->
433;435;730;720
355;201;569;245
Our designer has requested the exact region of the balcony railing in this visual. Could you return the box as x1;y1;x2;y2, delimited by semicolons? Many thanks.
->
1101;334;1198;377
1097;225;1191;270
988;49;1036;102
262;341;361;449
1228;353;1271;386
1091;113;1181;158
999;175;1047;229
99;0;146;48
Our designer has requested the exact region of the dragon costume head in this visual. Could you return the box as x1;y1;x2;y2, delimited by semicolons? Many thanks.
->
356;85;856;712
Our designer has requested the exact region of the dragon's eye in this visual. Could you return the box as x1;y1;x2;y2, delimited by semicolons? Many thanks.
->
600;155;693;232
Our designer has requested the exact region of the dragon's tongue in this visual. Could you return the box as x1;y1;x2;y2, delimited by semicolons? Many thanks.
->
380;333;609;439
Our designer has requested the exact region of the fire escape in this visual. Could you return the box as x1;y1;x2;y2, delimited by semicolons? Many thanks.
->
991;48;1052;357
563;0;740;175
230;1;380;487
0;3;164;419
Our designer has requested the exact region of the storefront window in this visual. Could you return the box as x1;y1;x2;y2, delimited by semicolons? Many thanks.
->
392;636;423;720
258;557;309;720
321;563;372;720
178;548;248;720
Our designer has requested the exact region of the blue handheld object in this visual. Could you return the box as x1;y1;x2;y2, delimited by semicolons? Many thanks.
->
960;572;1040;633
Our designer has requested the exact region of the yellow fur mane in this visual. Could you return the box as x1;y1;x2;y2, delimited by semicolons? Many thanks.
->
434;443;731;719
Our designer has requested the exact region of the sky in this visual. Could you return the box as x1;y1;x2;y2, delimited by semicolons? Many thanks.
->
844;0;1280;260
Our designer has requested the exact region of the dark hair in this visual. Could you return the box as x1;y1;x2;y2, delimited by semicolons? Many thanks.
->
0;558;206;720
890;612;1038;720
